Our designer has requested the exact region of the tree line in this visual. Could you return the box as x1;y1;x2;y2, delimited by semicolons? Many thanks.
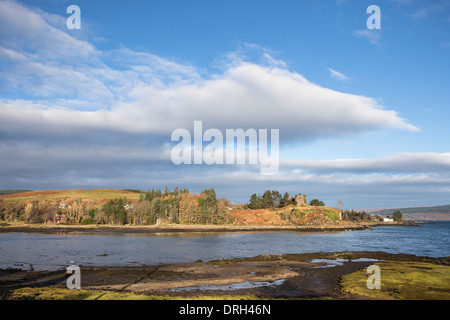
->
247;190;326;209
85;187;234;225
247;190;295;209
341;209;374;222
341;209;402;222
0;187;234;226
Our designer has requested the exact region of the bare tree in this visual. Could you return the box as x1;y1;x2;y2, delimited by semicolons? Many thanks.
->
337;200;344;211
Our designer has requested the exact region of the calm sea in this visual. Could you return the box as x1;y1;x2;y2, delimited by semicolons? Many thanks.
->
0;221;449;271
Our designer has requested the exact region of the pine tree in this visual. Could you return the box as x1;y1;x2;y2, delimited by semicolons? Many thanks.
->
281;192;291;207
248;193;258;209
262;190;274;209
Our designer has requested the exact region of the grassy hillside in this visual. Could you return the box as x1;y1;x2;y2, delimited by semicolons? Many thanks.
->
0;189;141;202
230;205;343;226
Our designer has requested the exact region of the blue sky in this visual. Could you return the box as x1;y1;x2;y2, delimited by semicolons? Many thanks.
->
0;0;449;208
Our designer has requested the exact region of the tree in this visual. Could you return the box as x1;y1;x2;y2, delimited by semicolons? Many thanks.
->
271;190;282;208
216;198;234;224
130;201;154;225
262;190;274;209
309;199;325;206
337;200;344;211
281;192;291;207
199;188;218;224
341;209;374;222
144;191;153;202
101;197;130;225
248;193;259;209
393;210;403;221
89;208;99;219
151;197;161;221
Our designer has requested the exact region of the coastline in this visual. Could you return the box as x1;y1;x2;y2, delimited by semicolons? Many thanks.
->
0;219;425;235
0;223;374;234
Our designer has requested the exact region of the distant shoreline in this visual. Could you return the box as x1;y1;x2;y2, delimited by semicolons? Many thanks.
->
0;223;375;234
0;221;423;234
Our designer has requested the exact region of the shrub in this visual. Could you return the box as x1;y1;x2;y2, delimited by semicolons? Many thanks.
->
81;218;95;225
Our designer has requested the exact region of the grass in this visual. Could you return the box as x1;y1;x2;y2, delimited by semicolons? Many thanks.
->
322;209;341;221
8;288;154;300
7;287;262;300
6;287;335;300
340;261;450;300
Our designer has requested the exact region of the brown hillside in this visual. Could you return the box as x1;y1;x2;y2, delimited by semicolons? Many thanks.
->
231;208;285;225
230;205;343;226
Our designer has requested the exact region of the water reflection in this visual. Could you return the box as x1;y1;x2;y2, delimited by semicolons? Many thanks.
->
167;279;286;292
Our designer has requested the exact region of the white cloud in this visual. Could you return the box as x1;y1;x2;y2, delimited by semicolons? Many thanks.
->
0;62;420;141
0;0;97;62
327;67;350;81
353;29;381;45
281;153;450;173
0;1;419;143
410;1;450;20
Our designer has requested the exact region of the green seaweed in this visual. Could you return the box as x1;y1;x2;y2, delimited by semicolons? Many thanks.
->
340;261;450;300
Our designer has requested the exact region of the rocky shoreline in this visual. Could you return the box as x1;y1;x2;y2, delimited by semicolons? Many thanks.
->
0;219;424;235
1;251;448;300
0;223;375;235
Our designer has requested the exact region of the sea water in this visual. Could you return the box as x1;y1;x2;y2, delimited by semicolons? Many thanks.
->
0;221;448;271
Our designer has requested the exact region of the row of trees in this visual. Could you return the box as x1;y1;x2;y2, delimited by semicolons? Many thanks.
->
341;209;374;222
0;187;235;226
341;209;403;222
0;198;94;224
309;199;325;206
86;187;234;225
247;191;326;209
138;186;190;203
247;190;296;209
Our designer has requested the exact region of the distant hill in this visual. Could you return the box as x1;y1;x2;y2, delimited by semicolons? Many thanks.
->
0;190;33;196
0;189;141;202
368;205;450;221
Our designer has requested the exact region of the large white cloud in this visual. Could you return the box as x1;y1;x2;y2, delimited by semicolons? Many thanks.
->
0;61;419;141
0;1;418;143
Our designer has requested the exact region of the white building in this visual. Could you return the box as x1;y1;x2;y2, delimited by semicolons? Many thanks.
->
383;217;394;222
